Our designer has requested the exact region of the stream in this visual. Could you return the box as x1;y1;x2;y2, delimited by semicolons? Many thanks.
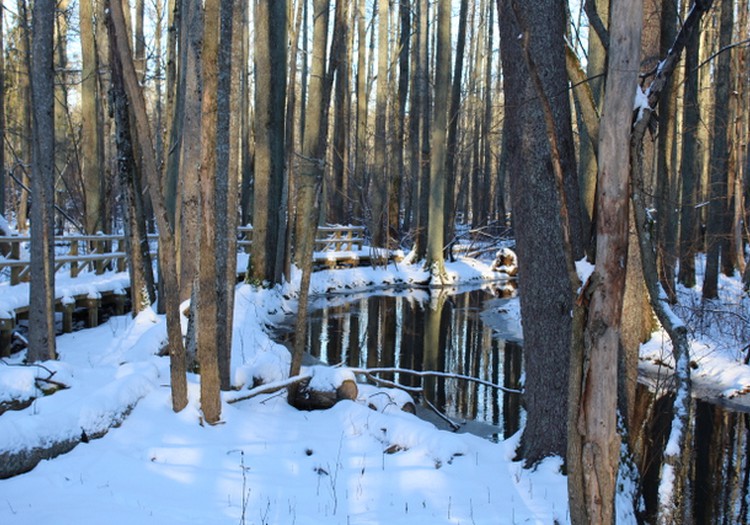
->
276;284;750;523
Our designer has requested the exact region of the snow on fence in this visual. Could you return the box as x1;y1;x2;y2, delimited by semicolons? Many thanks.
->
0;225;390;356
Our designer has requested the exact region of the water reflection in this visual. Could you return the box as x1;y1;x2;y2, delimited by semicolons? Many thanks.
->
287;284;523;437
635;383;750;524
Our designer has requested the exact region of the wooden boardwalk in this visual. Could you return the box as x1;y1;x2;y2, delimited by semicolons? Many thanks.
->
0;225;397;355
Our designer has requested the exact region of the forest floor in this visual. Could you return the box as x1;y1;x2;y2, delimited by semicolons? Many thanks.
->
0;252;748;524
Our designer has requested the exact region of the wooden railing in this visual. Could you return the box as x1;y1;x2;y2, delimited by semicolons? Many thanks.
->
0;225;371;285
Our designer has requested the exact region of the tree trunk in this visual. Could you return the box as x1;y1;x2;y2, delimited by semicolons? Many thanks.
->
27;0;57;363
0;0;5;217
677;9;702;288
289;0;330;399
16;0;31;232
109;69;155;315
570;2;643;522
250;0;287;285
194;0;227;424
628;3;715;521
80;0;104;235
370;0;389;254
425;0;450;283
655;0;680;302
443;0;468;254
177;0;204;302
330;0;351;225
106;0;188;412
498;0;577;466
578;0;609;251
703;0;734;299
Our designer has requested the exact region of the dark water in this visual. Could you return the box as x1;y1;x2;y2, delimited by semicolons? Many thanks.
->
279;284;523;439
284;285;750;523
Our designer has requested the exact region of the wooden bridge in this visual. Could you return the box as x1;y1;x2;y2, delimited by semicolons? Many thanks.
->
0;225;396;356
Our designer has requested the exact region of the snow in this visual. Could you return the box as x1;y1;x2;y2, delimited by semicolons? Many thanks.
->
1;256;570;525
1;248;749;523
633;84;651;123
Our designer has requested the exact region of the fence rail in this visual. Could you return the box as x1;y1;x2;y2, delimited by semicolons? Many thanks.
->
0;225;374;285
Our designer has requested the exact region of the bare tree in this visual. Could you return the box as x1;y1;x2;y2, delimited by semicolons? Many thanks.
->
498;0;577;466
289;0;330;400
27;0;57;363
568;1;643;522
80;0;104;235
106;0;188;412
703;0;734;299
425;0;450;283
250;0;287;285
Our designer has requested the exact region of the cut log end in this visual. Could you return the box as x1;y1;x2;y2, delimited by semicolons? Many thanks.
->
290;378;359;411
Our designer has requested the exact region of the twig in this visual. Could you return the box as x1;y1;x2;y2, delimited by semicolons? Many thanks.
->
423;396;461;431
352;367;523;395
225;373;312;404
356;370;423;393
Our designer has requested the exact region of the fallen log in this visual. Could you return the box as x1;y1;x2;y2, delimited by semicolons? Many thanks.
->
0;403;136;479
290;378;358;411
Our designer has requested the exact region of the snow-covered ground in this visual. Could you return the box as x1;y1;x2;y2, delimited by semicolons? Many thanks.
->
0;253;748;524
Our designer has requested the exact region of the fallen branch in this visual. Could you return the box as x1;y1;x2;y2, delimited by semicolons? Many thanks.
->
352;367;523;395
225;373;312;405
423;397;461;431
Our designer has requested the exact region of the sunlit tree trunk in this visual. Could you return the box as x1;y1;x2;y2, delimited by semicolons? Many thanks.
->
571;1;643;522
81;0;104;235
27;0;57;363
425;0;450;283
370;0;389;253
16;0;31;232
678;11;702;288
703;0;734;299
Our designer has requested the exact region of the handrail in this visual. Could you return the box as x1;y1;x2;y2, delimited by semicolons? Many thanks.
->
0;225;371;285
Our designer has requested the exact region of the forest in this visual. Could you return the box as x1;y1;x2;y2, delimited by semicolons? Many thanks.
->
0;0;749;523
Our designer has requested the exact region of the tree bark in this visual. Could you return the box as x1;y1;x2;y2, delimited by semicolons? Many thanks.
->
629;3;715;521
27;0;57;363
570;2;643;523
176;0;204;302
498;0;577;466
109;50;156;315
